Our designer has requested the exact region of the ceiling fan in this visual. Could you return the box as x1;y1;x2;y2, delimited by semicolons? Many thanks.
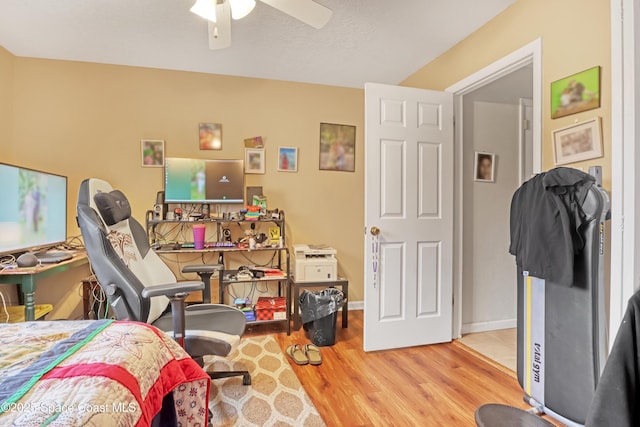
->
190;0;333;50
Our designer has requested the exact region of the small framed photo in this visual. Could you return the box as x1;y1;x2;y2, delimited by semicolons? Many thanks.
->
244;136;264;148
551;66;600;119
552;117;603;165
141;139;165;167
245;148;265;174
319;123;356;172
278;147;298;172
474;152;495;182
199;123;222;150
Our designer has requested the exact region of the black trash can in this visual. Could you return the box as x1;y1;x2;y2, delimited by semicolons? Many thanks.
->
299;288;345;346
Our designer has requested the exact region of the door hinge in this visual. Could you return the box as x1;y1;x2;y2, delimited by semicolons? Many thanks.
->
523;119;530;130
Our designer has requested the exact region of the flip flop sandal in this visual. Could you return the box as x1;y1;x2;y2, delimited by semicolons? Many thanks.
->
286;344;309;365
304;344;322;365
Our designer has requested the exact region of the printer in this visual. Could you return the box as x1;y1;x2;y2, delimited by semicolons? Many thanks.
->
293;244;338;282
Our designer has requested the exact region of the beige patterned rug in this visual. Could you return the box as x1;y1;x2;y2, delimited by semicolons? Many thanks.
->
206;335;325;427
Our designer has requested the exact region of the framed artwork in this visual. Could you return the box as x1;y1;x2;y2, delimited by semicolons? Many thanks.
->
319;123;356;172
199;123;222;150
245;148;265;174
551;66;600;119
141;139;165;167
552;117;603;165
278;147;298;172
474;152;495;182
244;136;264;148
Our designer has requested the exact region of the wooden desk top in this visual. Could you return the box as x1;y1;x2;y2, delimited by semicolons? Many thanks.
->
0;252;88;277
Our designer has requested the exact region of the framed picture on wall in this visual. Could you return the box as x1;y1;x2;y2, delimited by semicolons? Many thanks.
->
245;148;265;174
552;117;603;165
319;123;356;172
198;123;222;150
474;152;495;182
141;139;165;167
550;66;601;119
278;147;298;172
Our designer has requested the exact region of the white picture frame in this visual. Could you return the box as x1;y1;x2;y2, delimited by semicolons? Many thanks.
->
245;148;265;174
141;139;165;167
552;117;603;165
474;151;495;182
277;147;298;172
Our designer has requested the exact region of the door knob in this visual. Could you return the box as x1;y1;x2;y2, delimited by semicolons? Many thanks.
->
370;226;380;236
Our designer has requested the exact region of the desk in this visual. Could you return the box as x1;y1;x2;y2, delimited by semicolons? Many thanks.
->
292;278;348;331
0;253;89;321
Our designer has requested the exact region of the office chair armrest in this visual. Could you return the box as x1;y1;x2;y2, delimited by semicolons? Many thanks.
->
141;281;204;298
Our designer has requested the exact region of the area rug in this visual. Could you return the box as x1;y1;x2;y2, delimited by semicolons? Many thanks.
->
205;335;325;427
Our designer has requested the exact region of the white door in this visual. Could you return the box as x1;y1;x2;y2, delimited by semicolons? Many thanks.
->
364;83;454;352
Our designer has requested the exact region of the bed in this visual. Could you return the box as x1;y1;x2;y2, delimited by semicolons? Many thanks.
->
0;319;210;426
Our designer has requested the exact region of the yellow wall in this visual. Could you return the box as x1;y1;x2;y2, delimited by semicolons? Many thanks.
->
1;0;612;318
403;0;611;188
4;56;365;315
0;46;13;152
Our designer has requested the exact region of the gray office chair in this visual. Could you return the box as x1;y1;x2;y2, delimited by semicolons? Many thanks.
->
76;178;250;385
475;404;554;427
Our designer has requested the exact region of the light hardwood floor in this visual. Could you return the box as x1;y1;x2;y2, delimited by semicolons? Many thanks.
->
245;310;562;426
458;328;517;372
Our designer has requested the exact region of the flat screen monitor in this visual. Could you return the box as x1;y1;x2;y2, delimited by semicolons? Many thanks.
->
164;158;244;204
0;163;68;255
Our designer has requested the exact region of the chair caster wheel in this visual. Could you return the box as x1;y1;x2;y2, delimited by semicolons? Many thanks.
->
242;374;252;386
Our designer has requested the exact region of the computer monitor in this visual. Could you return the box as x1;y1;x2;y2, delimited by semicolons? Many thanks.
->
164;158;244;204
0;162;68;255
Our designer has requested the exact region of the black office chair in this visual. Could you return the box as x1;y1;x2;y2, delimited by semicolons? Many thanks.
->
76;178;250;385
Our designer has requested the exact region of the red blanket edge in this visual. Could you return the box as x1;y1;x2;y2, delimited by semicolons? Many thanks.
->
43;321;210;427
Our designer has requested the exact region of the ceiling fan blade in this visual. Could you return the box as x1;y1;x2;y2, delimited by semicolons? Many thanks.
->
259;0;332;29
208;2;231;50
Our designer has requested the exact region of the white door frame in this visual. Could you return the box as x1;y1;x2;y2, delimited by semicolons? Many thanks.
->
518;98;534;184
445;38;543;338
609;0;640;344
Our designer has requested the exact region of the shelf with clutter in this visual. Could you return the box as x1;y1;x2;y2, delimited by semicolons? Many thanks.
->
146;192;291;334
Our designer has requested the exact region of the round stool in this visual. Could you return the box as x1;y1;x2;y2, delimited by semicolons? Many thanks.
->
475;404;555;427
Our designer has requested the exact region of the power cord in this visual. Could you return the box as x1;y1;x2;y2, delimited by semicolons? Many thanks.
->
239;250;277;267
0;255;17;272
0;291;9;323
63;235;85;250
89;280;108;319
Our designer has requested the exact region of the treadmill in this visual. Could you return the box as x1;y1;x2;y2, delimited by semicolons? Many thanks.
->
515;167;610;426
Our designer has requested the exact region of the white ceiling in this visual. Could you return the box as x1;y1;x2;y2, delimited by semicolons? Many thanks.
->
0;0;517;89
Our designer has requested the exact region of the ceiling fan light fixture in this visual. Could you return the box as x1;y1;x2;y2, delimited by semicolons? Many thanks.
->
229;0;256;20
190;0;218;22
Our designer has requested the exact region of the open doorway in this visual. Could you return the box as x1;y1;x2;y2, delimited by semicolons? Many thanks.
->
445;39;541;371
457;67;534;372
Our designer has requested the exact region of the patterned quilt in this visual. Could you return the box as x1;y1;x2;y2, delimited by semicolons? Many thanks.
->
0;320;210;426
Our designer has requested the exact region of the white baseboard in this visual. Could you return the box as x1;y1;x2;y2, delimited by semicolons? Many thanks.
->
347;300;363;311
461;318;516;335
338;302;512;334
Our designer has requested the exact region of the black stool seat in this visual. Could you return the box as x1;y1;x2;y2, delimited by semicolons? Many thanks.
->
182;264;223;274
475;404;555;427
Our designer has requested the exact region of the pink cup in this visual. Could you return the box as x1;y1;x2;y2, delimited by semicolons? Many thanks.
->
192;224;206;250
